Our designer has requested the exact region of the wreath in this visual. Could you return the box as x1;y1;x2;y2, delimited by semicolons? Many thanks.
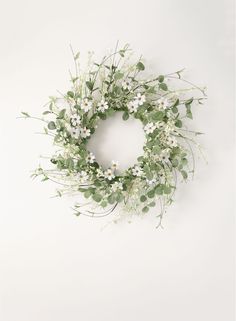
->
21;44;206;227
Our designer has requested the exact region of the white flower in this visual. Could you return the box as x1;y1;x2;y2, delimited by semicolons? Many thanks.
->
158;170;166;184
132;165;143;177
166;136;178;147
80;127;91;138
144;122;156;134
157;97;169;110
77;170;89;183
134;93;146;106
158;149;170;163
127;100;138;113
122;79;132;90
86;152;95;163
97;99;109;112
165;120;175;134
81;98;92;112
70;127;80;139
111;160;119;171
96;168;104;177
111;181;123;192
104;168;115;180
70;114;81;127
146;178;157;186
156;121;165;130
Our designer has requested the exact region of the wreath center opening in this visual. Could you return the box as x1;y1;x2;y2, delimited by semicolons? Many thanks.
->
86;112;145;173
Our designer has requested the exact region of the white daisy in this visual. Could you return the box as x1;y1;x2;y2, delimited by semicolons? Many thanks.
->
111;181;123;192
144;122;156;134
157;97;169;110
146;178;157;186
104;168;115;180
127;100;138;113
81;98;92;112
86;152;95;163
158;149;170;163
132;165;143;177
70;114;81;127
77;170;89;183
134;93;146;106
111;160;119;171
70;127;80;139
97;99;109;113
166;136;178;147
80;127;91;138
156;121;166;130
122;79;132;90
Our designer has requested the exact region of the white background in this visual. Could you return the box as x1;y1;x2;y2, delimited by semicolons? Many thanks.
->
0;0;235;320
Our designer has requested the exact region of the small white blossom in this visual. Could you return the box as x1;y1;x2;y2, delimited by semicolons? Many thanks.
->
111;160;119;171
111;181;123;192
156;121;165;130
127;100;138;113
157;97;169;110
86;152;95;163
81;98;92;112
122;79;132;90
146;178;157;186
77;170;89;183
97;99;109;112
80;127;91;138
166;136;178;147
134;93;146;106
70;127;80;139
144;122;156;134
70;114;81;127
104;168;115;180
158;149;170;163
165;120;175;134
96;168;104;177
132;165;143;177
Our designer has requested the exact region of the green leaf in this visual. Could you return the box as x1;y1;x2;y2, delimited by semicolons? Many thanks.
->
86;81;94;91
159;83;168;91
57;109;66;119
119;50;125;57
151;111;164;121
163;185;172;194
185;104;193;119
175;119;182;128
48;121;56;130
155;185;163;195
185;97;193;105
84;190;92;198
21;111;30;117
43;111;51;115
147;189;155;198
67;91;74;98
122;111;129;120
136;62;145;71
158;75;165;83
114;72;124;80
181;170;188;179
142;206;149;213
148;201;156;207
140;195;147;202
93;193;102;202
108;194;116;204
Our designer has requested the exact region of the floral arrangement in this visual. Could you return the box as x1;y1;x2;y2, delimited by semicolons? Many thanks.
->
21;44;206;227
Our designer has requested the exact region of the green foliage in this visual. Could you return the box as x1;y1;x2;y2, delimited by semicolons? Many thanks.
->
48;121;56;130
136;62;145;71
22;44;205;222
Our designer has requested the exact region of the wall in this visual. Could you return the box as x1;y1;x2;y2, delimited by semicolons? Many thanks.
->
0;0;235;320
